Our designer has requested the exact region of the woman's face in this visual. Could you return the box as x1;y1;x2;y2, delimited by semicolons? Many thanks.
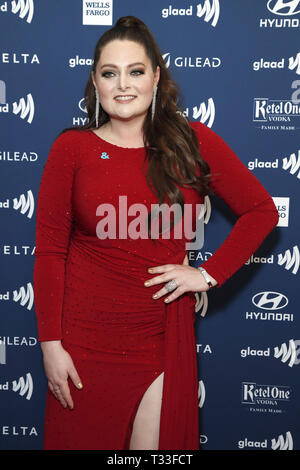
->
92;39;160;123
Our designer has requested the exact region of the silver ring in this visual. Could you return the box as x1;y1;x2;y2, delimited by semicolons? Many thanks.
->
165;279;178;293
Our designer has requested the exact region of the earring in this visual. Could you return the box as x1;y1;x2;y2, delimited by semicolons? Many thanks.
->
95;88;99;128
151;86;157;121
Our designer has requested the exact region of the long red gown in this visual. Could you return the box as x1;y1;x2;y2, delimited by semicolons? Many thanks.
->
33;121;279;450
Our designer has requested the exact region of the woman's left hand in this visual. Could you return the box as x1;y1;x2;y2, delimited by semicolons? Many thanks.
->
144;254;217;304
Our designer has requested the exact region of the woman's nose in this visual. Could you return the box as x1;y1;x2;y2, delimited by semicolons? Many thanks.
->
118;71;130;90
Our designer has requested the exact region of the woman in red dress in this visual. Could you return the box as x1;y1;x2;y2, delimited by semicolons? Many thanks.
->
33;16;279;450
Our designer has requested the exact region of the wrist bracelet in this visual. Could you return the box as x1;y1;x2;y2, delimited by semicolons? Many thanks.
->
198;267;213;289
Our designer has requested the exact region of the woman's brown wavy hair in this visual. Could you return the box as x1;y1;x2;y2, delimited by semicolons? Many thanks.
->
60;15;214;240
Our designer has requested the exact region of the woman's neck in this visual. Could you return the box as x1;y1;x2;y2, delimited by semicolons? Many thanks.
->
99;118;145;148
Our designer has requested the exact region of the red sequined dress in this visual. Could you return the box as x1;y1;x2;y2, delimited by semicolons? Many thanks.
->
33;121;278;450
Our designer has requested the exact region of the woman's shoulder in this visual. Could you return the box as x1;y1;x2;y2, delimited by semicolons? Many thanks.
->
189;121;227;149
51;127;89;147
188;120;219;140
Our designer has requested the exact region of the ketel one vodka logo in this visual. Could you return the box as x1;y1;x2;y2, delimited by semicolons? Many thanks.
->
242;382;291;406
253;97;300;124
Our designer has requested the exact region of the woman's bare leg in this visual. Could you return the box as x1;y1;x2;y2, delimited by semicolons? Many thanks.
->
129;371;164;450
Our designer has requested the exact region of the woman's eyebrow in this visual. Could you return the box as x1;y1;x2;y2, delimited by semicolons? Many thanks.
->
100;62;145;69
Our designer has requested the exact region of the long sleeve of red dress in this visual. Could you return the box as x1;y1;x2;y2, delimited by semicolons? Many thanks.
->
189;121;279;286
33;131;77;341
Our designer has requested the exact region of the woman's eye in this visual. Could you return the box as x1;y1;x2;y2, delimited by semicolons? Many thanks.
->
131;69;144;76
102;71;115;78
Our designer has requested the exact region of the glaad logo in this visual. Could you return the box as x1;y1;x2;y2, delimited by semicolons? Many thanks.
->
198;380;205;408
0;0;35;24
278;245;300;274
0;93;35;124
274;339;300;367
271;431;293;450
161;1;220;27
252;292;288;310
282;149;300;178
253;53;300;74
12;190;34;218
240;339;300;367
194;291;208;317
289;52;300;74
238;431;293;450
13;282;34;310
0;190;35;218
12;373;33;400
179;98;215;128
69;55;94;68
245;245;300;274
248;150;300;179
197;0;220;27
12;93;35;123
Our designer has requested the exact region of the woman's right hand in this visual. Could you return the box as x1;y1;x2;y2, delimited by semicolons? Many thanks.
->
40;340;83;410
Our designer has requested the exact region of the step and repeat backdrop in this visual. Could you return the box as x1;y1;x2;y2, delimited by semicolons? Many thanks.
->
0;0;299;451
